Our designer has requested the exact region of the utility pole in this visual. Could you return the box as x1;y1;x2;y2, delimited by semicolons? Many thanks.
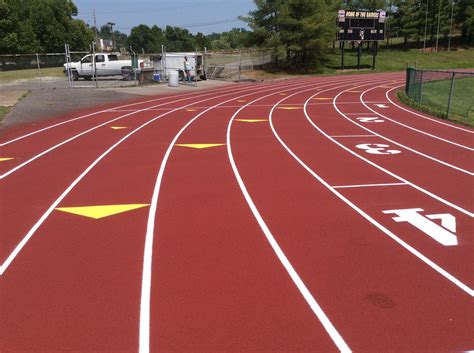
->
93;9;98;43
448;0;454;51
423;0;429;52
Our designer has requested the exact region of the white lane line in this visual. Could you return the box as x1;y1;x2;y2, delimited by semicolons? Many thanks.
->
0;83;255;147
0;86;268;180
385;85;474;134
360;86;474;151
332;84;473;217
337;84;474;175
107;102;385;111
269;88;474;296
139;79;355;353
333;182;408;189
0;82;291;276
226;89;353;353
331;135;376;138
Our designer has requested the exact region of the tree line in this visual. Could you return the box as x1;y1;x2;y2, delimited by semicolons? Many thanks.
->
1;0;473;68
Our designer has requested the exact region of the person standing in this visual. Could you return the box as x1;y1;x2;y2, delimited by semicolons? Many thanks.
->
183;56;192;83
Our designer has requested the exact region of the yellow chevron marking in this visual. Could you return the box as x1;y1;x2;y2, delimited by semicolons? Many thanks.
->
56;204;150;219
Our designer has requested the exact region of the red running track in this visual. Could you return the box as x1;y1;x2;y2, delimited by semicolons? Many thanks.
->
0;72;472;353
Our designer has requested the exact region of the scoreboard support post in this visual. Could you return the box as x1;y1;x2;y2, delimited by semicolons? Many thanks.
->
357;42;362;70
341;41;345;70
372;41;378;70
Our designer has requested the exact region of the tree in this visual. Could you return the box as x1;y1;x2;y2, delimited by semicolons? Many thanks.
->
163;26;196;51
244;0;335;69
0;0;93;53
127;24;157;52
457;0;474;42
195;32;211;49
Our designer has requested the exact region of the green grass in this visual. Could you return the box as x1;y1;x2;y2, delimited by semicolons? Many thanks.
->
398;80;474;127
0;67;63;82
320;47;474;74
422;77;474;122
0;106;11;124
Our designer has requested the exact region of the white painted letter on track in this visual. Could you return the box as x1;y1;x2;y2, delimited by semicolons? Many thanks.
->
356;117;384;123
383;208;458;246
356;143;401;155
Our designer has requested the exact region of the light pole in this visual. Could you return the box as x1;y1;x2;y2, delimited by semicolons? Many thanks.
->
107;22;116;50
423;0;429;52
435;0;442;52
448;0;454;51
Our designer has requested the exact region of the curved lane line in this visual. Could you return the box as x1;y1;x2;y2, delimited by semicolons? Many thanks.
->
0;85;277;179
224;82;383;353
139;78;366;353
385;85;474;134
360;86;474;151
328;83;473;216
0;81;297;276
330;84;474;217
333;82;473;175
268;84;474;296
0;82;256;147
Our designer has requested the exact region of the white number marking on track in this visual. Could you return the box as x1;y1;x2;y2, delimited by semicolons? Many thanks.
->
383;208;458;246
356;117;385;123
356;143;401;155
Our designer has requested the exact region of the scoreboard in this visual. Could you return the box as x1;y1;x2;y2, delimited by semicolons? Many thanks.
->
337;10;386;42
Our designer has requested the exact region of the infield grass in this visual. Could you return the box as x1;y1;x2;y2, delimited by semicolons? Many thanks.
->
0;67;63;82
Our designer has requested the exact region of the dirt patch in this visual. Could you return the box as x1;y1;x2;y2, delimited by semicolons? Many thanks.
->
0;90;28;107
0;79;237;130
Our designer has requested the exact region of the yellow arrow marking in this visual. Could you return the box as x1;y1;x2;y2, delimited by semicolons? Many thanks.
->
277;107;301;110
185;109;197;112
110;126;127;130
56;204;150;219
175;143;225;149
313;98;332;100
237;100;247;102
0;158;14;162
236;119;268;123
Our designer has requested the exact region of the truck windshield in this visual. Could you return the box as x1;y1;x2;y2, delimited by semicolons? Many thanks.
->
81;56;91;63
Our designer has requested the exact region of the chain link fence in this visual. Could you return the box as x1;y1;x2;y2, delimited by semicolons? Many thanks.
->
204;49;273;81
405;67;474;123
0;50;148;91
0;53;79;90
0;47;274;93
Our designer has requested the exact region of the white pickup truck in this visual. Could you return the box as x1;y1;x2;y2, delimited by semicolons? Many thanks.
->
64;53;146;81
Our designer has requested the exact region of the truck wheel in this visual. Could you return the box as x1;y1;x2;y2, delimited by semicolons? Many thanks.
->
83;76;92;81
69;70;79;81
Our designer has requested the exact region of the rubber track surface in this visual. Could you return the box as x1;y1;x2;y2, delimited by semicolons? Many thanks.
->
0;73;472;353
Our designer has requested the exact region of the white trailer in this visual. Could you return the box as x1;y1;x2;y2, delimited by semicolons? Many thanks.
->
151;52;206;81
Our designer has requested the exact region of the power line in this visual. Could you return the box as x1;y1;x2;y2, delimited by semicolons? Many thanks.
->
112;18;243;31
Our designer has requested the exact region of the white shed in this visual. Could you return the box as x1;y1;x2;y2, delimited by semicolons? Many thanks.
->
151;52;205;81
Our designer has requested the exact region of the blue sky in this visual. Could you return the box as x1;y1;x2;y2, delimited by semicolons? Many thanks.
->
73;0;256;35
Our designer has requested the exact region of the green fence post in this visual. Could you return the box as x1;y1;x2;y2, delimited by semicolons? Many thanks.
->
447;72;456;118
405;67;411;95
419;69;424;104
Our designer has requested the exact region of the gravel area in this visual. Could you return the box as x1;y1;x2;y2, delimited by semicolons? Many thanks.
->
0;78;237;130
